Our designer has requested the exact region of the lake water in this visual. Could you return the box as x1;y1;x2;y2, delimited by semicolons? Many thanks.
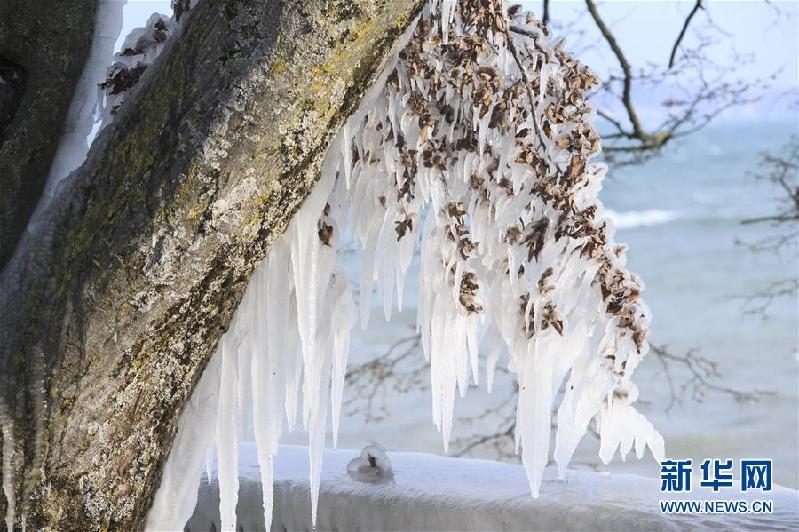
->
283;120;799;489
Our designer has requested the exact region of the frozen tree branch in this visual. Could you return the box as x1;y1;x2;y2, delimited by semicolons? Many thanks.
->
0;0;422;527
340;0;791;478
156;4;667;525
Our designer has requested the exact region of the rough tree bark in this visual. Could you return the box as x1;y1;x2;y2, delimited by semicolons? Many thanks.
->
0;0;422;528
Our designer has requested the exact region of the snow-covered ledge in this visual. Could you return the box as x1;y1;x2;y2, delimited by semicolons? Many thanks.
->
187;444;799;531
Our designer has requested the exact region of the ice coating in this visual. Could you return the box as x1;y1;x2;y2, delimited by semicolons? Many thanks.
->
347;0;664;496
145;355;221;529
2;419;15;531
148;166;358;531
97;2;196;127
346;445;394;483
30;0;127;226
150;1;664;530
187;444;799;531
32;0;198;228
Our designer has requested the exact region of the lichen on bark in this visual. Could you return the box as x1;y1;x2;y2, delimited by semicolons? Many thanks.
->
0;0;423;528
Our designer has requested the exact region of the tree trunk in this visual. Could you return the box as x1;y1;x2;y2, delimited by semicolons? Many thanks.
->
0;0;422;528
0;0;97;270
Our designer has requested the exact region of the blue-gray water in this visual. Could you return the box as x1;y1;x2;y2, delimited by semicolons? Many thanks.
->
600;121;798;488
285;121;799;489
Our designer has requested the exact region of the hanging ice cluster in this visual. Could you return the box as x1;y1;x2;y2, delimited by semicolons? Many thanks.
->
149;1;664;530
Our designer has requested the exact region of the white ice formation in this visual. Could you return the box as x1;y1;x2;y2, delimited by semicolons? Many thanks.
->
346;445;394;483
187;444;799;531
150;1;665;530
30;0;126;225
31;0;197;227
1;417;15;531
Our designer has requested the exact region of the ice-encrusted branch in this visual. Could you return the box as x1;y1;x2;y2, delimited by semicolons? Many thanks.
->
154;1;664;529
98;1;198;127
1;0;425;527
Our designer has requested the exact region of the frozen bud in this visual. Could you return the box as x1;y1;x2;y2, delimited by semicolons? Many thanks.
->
347;445;393;484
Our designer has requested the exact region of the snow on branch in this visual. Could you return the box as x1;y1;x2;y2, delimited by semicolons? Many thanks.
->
150;1;664;530
98;1;198;126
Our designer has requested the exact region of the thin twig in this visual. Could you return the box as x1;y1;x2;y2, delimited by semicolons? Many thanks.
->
503;25;548;148
542;0;550;27
584;0;645;139
668;0;704;69
650;345;774;412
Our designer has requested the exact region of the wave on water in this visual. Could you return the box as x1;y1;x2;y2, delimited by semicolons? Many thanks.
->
605;209;680;229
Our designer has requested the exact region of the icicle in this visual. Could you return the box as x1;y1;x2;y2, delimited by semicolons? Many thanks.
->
341;124;353;188
205;443;215;484
2;420;15;531
597;384;665;465
330;267;356;447
146;354;222;531
216;338;240;531
250;256;284;530
440;0;455;44
485;325;502;394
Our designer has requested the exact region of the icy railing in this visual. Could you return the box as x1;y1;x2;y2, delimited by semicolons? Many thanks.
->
149;1;664;531
186;445;799;531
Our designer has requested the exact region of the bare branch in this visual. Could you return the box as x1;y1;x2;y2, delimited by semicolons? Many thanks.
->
542;0;550;27
558;0;774;165
668;0;704;70
741;214;799;225
733;278;799;317
584;0;645;139
741;137;799;229
734;136;798;315
650;345;773;413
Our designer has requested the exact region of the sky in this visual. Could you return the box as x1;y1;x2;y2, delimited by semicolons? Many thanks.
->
120;0;798;124
519;1;798;123
522;1;797;87
122;1;798;84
